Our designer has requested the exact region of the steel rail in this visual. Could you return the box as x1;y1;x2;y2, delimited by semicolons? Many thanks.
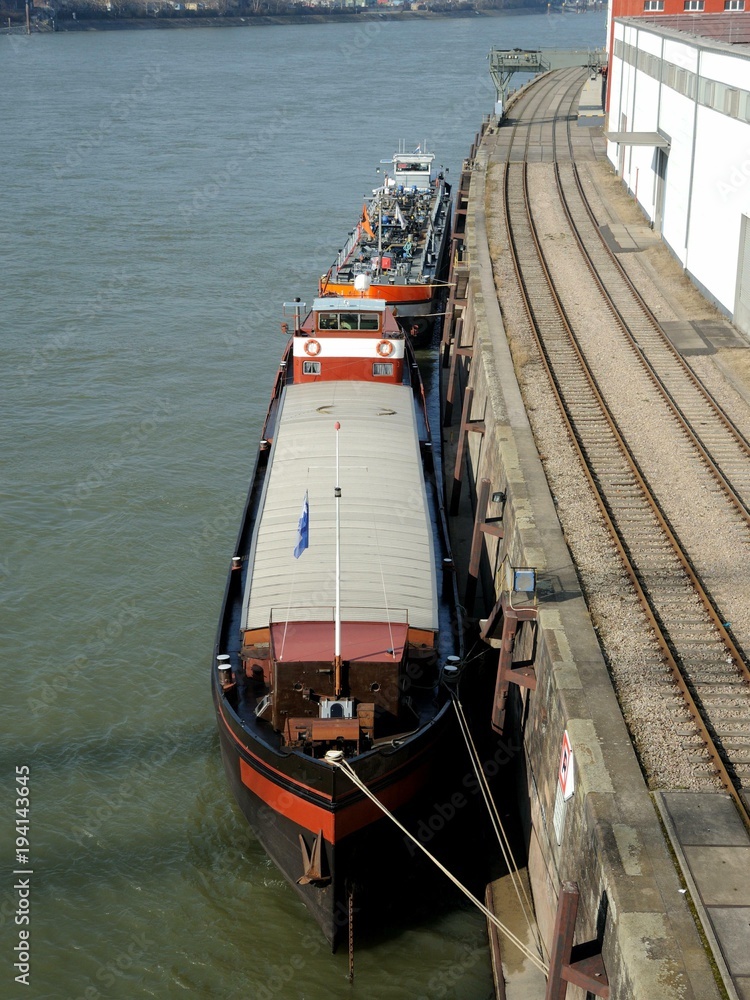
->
548;112;750;685
567;158;750;465
496;74;750;826
553;161;750;527
498;67;585;166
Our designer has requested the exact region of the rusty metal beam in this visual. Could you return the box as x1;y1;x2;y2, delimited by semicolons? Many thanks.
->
443;315;464;427
546;882;579;1000
545;882;610;1000
441;259;460;355
465;478;490;616
482;593;537;735
443;316;463;427
492;616;520;735
449;385;474;516
441;337;452;371
481;522;504;538
481;590;537;642
442;298;456;357
465;479;505;616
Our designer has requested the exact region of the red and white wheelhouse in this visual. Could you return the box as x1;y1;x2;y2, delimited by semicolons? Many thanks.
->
291;298;405;383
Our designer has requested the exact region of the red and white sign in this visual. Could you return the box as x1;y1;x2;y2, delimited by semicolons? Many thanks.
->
558;730;575;802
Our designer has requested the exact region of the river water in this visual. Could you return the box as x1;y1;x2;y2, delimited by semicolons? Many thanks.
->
2;10;605;999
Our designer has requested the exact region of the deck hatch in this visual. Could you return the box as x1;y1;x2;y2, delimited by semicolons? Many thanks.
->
241;381;438;632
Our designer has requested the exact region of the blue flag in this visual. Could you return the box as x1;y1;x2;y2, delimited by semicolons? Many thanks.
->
293;491;309;559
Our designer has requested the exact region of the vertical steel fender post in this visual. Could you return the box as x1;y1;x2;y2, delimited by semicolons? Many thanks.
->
465;477;492;615
466;478;504;617
545;882;610;1000
443;315;466;427
480;593;537;736
449;383;472;514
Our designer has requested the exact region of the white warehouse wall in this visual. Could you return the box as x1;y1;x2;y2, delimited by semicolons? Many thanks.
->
690;108;749;309
658;83;695;258
607;19;750;321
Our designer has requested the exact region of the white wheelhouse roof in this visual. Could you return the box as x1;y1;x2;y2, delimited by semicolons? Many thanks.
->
241;380;438;633
312;297;388;313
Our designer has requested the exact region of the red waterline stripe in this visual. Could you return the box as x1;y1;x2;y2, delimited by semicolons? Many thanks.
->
239;756;431;842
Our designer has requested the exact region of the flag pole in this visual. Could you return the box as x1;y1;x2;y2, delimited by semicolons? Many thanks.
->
377;177;384;280
334;421;342;697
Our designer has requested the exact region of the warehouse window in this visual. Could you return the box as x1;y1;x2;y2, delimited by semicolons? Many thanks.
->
725;88;740;116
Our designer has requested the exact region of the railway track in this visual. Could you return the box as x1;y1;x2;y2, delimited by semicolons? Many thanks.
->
556;160;750;520
496;71;750;821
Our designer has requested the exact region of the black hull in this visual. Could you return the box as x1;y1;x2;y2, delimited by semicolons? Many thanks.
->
397;195;453;350
214;681;458;949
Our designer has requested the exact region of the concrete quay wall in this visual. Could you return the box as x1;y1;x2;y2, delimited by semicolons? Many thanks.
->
451;125;722;1000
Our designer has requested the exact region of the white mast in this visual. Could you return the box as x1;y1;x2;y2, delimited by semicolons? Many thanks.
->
377;179;384;280
334;420;342;696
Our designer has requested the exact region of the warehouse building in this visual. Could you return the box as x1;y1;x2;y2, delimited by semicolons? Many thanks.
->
605;12;750;333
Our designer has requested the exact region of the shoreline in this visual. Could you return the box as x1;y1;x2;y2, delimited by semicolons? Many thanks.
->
4;5;580;34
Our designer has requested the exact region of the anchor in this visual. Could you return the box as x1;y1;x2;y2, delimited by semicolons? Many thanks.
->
297;830;330;886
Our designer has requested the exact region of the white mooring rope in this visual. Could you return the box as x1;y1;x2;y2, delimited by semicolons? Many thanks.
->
332;756;549;976
449;690;548;964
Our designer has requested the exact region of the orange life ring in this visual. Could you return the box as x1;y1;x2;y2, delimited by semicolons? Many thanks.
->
376;340;394;357
304;339;321;357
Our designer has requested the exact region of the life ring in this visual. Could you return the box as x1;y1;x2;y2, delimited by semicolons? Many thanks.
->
304;339;321;357
376;340;394;357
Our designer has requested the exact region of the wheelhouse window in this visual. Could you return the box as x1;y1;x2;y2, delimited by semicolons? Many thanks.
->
373;363;394;377
643;1;664;9
302;361;321;375
318;312;380;332
396;161;431;173
724;0;744;9
683;0;704;9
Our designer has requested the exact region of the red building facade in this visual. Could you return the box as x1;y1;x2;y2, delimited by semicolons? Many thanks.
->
611;0;745;11
605;4;750;113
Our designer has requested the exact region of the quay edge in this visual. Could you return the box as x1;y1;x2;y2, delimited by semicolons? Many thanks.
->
443;115;725;1000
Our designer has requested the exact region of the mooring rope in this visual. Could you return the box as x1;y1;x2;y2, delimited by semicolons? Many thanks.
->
278;561;298;662
332;756;549;976
449;690;547;963
372;518;397;661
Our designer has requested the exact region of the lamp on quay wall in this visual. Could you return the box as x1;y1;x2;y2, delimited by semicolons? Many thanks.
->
491;489;507;520
505;563;537;596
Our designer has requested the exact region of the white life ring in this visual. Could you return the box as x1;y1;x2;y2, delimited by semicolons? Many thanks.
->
304;339;321;357
376;340;394;357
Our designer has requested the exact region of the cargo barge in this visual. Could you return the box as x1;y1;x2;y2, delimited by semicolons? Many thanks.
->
319;145;452;343
212;294;463;948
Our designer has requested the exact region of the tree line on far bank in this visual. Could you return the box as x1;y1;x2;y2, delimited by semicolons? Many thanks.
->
3;0;543;27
